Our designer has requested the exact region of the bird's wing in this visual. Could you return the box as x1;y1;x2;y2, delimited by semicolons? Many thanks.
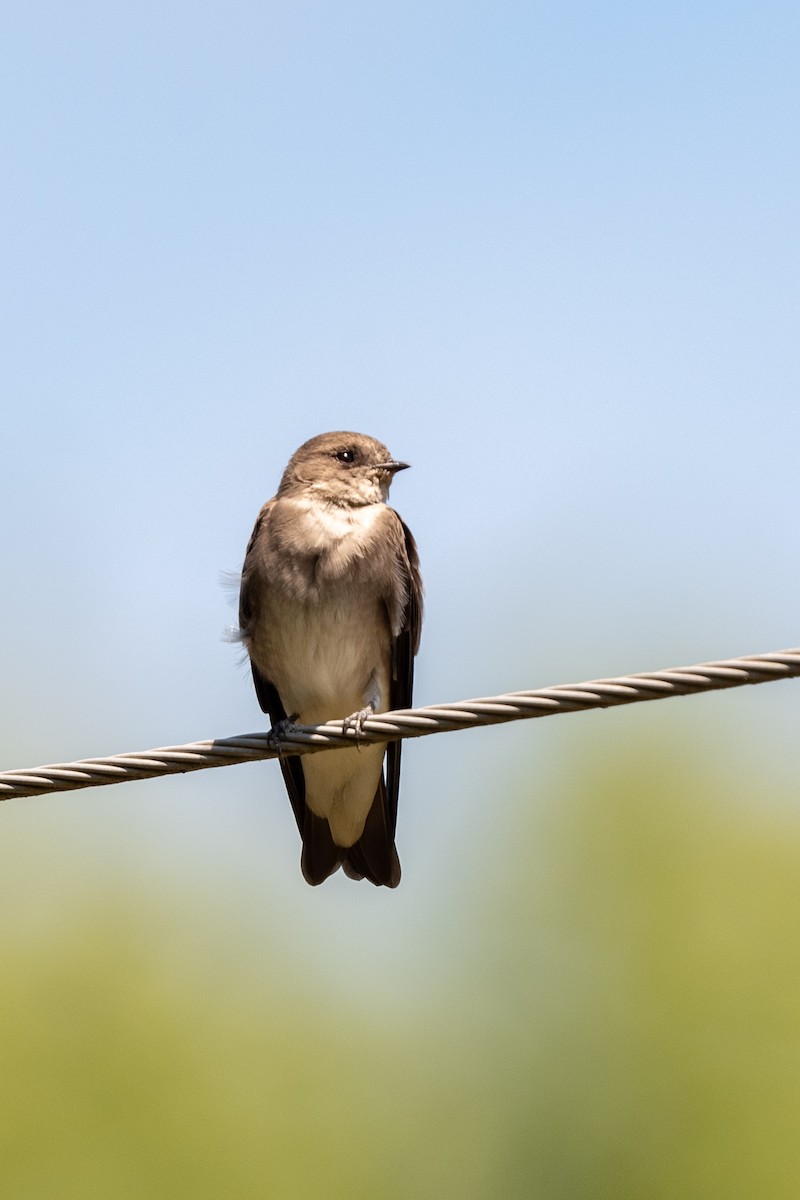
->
239;502;308;839
384;514;424;835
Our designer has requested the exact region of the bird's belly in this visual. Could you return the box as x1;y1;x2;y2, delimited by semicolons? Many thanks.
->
253;591;388;724
302;741;385;845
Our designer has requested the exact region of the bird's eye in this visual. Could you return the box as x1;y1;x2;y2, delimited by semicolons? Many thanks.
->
334;449;356;464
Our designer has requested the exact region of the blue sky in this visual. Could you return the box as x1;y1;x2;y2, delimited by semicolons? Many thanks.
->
2;0;799;976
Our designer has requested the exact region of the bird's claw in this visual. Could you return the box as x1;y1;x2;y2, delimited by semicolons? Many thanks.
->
267;715;300;754
342;705;375;739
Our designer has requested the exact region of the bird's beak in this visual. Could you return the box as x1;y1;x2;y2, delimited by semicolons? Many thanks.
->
377;460;410;474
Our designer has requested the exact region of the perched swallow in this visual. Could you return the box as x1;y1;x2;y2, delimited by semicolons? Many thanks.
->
238;432;423;887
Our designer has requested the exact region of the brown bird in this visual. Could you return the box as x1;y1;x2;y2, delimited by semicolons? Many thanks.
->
238;432;423;886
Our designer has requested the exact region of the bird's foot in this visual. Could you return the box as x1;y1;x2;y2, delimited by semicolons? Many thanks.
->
266;714;300;754
342;703;375;740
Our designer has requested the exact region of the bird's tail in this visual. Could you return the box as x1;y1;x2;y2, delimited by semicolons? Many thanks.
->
300;775;400;888
341;776;401;888
300;809;345;886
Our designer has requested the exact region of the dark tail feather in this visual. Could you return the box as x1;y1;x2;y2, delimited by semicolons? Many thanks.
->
300;809;345;886
343;777;401;888
298;774;400;889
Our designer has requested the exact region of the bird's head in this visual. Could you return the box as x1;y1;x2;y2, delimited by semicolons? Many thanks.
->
278;431;410;507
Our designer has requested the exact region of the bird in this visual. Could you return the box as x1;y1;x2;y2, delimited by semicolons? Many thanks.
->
237;431;423;887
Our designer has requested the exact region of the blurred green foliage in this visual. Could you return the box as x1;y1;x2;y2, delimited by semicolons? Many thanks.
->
1;728;800;1198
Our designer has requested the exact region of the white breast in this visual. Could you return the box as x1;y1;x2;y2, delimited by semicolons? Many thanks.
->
248;498;392;724
295;497;383;548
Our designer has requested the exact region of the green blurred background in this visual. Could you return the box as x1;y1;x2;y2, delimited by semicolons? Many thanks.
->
2;711;800;1198
3;0;800;1194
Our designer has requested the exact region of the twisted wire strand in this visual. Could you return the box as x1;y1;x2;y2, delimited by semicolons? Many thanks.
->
1;648;798;801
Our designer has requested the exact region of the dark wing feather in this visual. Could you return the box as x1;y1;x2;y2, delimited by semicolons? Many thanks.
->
384;517;424;835
239;505;307;843
247;664;306;839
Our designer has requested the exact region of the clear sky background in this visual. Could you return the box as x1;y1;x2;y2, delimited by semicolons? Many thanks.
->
2;1;799;987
